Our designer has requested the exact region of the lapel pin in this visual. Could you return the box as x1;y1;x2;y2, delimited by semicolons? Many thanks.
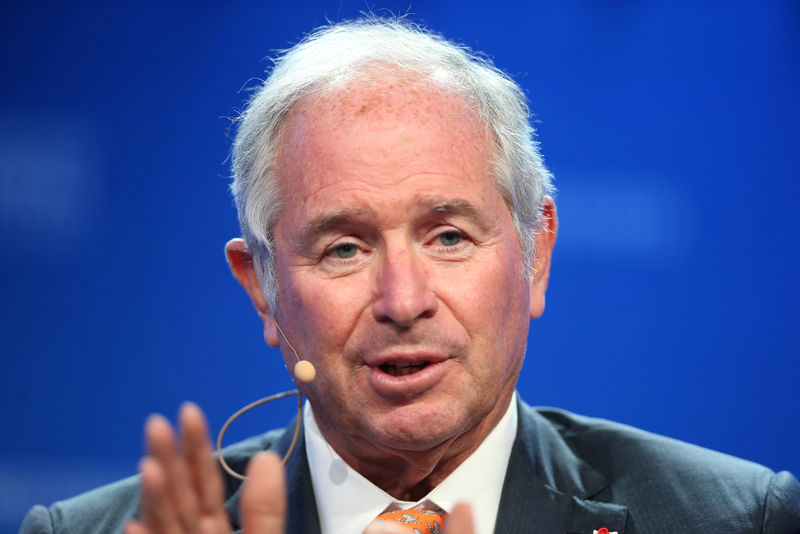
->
593;529;617;534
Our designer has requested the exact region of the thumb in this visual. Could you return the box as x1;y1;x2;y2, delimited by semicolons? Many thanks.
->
241;452;286;534
363;521;408;534
443;503;476;534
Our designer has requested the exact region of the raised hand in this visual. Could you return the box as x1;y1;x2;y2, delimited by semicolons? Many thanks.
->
125;403;286;534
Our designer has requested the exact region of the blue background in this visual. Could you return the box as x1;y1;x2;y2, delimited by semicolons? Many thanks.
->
2;1;798;531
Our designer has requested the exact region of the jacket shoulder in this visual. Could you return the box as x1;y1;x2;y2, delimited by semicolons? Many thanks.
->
18;429;285;534
533;407;800;533
19;475;140;534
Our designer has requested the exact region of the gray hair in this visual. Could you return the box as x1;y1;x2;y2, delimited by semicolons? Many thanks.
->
231;17;554;311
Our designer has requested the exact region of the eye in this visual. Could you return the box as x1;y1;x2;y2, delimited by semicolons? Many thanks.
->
331;243;358;258
438;231;463;247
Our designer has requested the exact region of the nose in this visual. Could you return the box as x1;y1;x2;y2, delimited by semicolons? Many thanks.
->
371;245;438;328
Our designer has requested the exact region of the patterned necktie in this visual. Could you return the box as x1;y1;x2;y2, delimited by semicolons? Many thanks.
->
372;508;447;533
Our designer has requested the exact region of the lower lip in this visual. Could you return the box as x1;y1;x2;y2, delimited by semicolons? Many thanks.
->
366;360;450;399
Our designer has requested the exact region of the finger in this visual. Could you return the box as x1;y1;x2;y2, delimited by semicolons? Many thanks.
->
241;452;286;534
144;414;176;471
443;503;476;534
180;402;226;515
363;520;408;534
125;520;152;534
139;456;182;534
146;413;200;531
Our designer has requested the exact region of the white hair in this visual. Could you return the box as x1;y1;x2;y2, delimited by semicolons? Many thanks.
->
231;17;554;311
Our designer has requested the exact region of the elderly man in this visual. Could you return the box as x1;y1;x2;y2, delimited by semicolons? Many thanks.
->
20;18;800;534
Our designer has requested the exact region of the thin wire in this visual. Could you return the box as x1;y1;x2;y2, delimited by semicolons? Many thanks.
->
216;389;303;480
216;322;307;480
274;321;301;363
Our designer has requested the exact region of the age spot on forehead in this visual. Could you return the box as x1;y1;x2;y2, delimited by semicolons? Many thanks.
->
310;72;477;129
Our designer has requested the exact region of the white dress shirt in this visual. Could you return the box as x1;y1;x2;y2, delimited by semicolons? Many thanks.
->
304;394;518;534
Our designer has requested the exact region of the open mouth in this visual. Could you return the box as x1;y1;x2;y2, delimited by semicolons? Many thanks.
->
378;361;431;377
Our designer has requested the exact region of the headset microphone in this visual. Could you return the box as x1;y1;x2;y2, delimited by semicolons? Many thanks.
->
274;321;316;383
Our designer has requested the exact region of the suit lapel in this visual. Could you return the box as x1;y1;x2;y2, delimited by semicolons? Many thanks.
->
494;400;629;534
226;415;322;534
282;419;321;534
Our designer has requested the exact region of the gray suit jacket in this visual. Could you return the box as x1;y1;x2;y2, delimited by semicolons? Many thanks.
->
19;400;800;533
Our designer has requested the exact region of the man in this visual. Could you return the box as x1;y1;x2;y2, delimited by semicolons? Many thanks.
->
20;17;800;534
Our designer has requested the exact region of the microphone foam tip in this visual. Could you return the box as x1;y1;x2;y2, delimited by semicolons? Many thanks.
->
294;360;316;383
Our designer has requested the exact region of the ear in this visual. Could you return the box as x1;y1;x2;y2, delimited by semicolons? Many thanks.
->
529;196;558;319
224;238;280;348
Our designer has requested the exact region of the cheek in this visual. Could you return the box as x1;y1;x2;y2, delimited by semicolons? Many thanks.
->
282;275;366;355
446;249;529;365
460;249;527;319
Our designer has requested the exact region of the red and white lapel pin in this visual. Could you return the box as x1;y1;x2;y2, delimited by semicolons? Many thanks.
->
593;529;617;534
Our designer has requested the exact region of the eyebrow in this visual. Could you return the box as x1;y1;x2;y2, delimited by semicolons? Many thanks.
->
292;198;491;252
422;198;492;232
293;207;373;251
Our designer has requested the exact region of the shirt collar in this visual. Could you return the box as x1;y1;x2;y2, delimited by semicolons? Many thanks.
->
304;394;518;534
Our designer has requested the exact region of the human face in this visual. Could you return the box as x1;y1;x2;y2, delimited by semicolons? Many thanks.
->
266;81;540;458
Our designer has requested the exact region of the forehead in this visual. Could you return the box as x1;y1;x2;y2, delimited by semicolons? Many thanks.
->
272;74;500;230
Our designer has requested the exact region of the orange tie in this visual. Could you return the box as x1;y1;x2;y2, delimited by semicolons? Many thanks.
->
372;509;447;533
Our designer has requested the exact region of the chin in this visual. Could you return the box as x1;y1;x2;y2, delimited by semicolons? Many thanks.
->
363;402;475;452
